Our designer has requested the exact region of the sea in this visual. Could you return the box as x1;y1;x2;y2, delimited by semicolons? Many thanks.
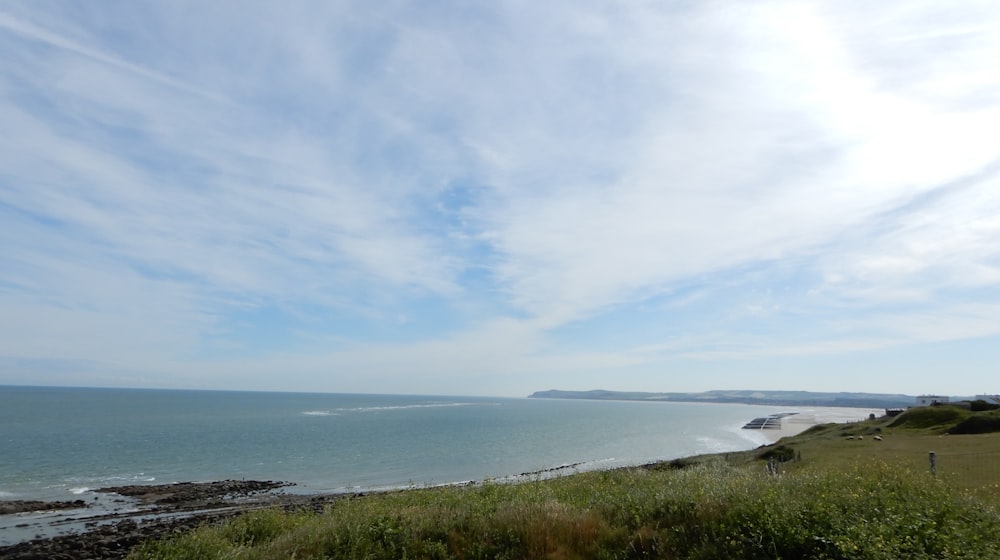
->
1;386;875;544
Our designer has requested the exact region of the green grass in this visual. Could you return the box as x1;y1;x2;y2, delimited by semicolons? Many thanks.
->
129;407;1000;560
759;407;1000;501
889;406;971;431
950;410;1000;434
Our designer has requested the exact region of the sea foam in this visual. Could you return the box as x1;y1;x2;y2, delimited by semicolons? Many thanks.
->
340;402;485;413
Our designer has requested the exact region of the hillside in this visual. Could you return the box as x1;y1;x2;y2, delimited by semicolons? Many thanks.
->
123;404;1000;560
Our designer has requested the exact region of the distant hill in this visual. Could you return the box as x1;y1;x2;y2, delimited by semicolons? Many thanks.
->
528;389;916;408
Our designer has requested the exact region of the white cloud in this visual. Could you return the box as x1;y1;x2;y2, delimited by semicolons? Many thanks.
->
471;1;1000;329
1;1;999;395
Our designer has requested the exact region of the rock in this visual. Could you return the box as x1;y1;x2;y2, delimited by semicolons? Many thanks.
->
0;501;89;515
1;480;299;560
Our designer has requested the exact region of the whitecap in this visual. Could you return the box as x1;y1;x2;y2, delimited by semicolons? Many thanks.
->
69;487;91;495
695;435;735;453
302;410;337;416
120;473;156;482
106;474;156;483
341;402;485;413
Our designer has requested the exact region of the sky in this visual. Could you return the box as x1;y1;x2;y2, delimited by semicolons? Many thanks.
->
1;1;999;398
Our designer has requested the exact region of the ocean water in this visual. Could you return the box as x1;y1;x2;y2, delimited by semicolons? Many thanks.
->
2;386;814;503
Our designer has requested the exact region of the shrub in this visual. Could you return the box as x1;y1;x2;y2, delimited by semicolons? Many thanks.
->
950;411;1000;434
889;406;968;430
969;400;1000;412
757;444;796;462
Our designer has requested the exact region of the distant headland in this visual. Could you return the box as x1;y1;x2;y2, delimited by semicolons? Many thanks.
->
528;389;917;408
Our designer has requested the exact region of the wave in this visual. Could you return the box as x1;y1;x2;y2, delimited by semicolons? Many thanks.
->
301;403;483;415
69;487;91;495
695;434;748;454
338;402;489;413
64;473;156;486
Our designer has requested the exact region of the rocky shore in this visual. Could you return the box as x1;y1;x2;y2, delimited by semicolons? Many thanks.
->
0;480;344;560
0;502;88;516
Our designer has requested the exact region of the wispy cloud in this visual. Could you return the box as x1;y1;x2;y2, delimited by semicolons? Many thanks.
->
1;1;999;396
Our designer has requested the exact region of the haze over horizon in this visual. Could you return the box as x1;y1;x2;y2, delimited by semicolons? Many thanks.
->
2;2;999;398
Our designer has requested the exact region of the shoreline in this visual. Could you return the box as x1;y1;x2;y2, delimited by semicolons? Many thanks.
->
0;407;881;559
0;480;341;560
742;407;882;443
0;465;600;559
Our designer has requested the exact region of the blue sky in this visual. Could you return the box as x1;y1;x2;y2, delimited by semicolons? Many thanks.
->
2;1;999;397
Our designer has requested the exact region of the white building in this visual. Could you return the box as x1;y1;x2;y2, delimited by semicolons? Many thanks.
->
915;395;950;407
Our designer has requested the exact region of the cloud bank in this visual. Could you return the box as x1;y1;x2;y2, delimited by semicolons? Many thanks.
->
2;1;999;396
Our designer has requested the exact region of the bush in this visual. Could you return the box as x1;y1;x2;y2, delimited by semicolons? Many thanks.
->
969;400;1000;412
758;444;796;462
950;412;1000;435
889;406;969;430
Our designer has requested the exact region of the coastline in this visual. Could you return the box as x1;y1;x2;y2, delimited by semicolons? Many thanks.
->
0;465;607;558
0;406;881;559
0;480;339;560
741;406;882;443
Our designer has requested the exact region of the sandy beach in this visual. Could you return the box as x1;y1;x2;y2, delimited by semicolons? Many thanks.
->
754;407;884;442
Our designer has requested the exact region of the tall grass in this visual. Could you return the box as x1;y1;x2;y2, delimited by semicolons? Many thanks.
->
129;459;1000;560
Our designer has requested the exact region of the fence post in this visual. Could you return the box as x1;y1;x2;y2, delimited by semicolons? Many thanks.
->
929;451;936;477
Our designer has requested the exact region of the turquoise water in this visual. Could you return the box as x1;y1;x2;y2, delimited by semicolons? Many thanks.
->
1;386;789;502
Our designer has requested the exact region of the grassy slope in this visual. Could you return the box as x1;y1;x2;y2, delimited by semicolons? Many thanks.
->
129;407;1000;560
777;407;1000;500
678;406;1000;502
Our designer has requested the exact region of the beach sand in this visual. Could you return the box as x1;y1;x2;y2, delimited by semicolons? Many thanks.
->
758;407;883;442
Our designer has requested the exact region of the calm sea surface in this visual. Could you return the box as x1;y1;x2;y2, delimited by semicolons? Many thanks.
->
2;386;802;502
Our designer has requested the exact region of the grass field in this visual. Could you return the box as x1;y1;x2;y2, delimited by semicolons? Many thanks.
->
698;407;1000;505
128;406;1000;559
780;408;1000;503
